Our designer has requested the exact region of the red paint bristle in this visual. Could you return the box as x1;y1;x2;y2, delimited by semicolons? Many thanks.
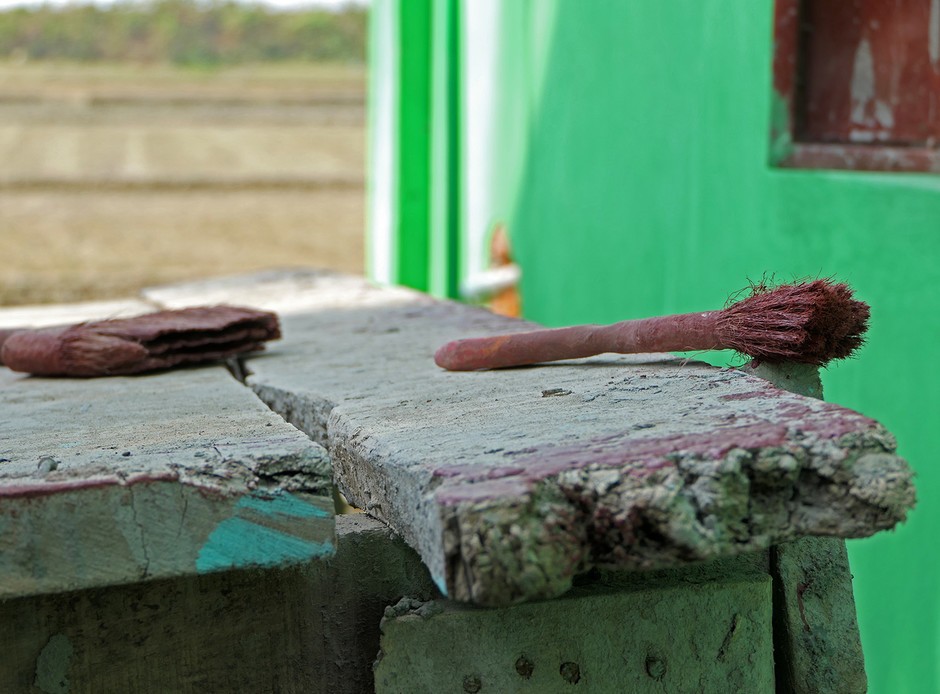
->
717;280;870;365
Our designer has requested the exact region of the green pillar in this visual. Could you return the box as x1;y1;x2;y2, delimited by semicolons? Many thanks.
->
428;0;461;299
394;0;432;291
367;0;460;298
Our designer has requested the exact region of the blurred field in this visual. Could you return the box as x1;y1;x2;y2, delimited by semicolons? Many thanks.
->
0;62;366;305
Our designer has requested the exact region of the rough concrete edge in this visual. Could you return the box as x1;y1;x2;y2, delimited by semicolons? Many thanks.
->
750;362;868;693
247;375;914;607
438;416;913;605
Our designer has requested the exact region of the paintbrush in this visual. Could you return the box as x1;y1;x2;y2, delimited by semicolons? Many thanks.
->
0;305;280;377
434;280;869;371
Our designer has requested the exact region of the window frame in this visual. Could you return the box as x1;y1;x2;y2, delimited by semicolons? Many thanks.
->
771;0;940;173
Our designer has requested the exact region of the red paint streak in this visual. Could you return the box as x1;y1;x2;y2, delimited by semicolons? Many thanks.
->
123;470;181;485
523;424;790;479
720;390;769;401
723;383;880;440
434;423;792;507
433;392;886;507
0;470;180;500
433;464;526;480
434;476;532;505
773;399;880;440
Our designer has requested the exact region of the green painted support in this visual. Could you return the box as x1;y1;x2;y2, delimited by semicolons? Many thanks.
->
367;0;432;291
376;557;775;693
394;0;432;291
367;0;461;299
428;0;461;299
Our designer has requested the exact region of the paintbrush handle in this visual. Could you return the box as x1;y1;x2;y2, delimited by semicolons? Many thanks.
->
0;328;20;366
434;311;722;371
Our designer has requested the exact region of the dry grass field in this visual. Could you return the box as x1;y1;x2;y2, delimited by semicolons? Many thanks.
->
0;62;367;305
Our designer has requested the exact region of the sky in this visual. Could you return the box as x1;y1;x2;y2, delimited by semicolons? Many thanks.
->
0;0;367;9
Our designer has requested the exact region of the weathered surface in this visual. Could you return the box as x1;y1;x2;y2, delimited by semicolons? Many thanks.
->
0;326;334;598
147;269;915;605
772;537;867;694
0;514;438;694
376;553;774;693
743;360;868;690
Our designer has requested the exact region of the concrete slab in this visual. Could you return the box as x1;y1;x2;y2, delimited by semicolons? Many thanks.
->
0;360;333;599
144;270;915;606
375;555;774;693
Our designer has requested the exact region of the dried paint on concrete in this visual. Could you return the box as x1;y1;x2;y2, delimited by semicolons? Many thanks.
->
148;270;916;606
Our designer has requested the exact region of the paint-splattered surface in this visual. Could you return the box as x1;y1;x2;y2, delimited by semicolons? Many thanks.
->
149;270;916;606
0;308;334;599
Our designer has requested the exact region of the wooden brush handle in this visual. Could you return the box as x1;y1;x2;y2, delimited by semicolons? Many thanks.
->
434;312;722;371
0;328;20;366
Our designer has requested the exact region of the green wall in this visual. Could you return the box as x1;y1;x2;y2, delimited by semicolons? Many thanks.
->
371;1;940;690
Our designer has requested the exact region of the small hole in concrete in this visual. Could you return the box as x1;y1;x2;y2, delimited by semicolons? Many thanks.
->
515;656;534;679
645;654;667;681
462;674;482;693
559;661;581;684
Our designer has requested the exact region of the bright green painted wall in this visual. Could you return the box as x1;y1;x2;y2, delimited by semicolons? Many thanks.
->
489;2;939;691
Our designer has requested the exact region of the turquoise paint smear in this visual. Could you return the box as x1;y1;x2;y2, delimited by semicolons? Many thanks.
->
196;517;334;573
432;572;448;597
235;490;332;519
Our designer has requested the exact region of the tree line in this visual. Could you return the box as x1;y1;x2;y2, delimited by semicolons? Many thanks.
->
0;0;367;65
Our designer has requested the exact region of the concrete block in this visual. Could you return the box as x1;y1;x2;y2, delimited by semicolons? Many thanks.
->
0;514;438;694
375;554;774;693
772;537;867;693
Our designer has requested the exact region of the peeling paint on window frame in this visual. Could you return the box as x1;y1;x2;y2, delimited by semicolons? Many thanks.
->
771;0;940;173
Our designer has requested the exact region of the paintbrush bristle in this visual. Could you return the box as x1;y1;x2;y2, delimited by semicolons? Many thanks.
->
717;280;870;365
1;305;280;377
61;329;150;376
